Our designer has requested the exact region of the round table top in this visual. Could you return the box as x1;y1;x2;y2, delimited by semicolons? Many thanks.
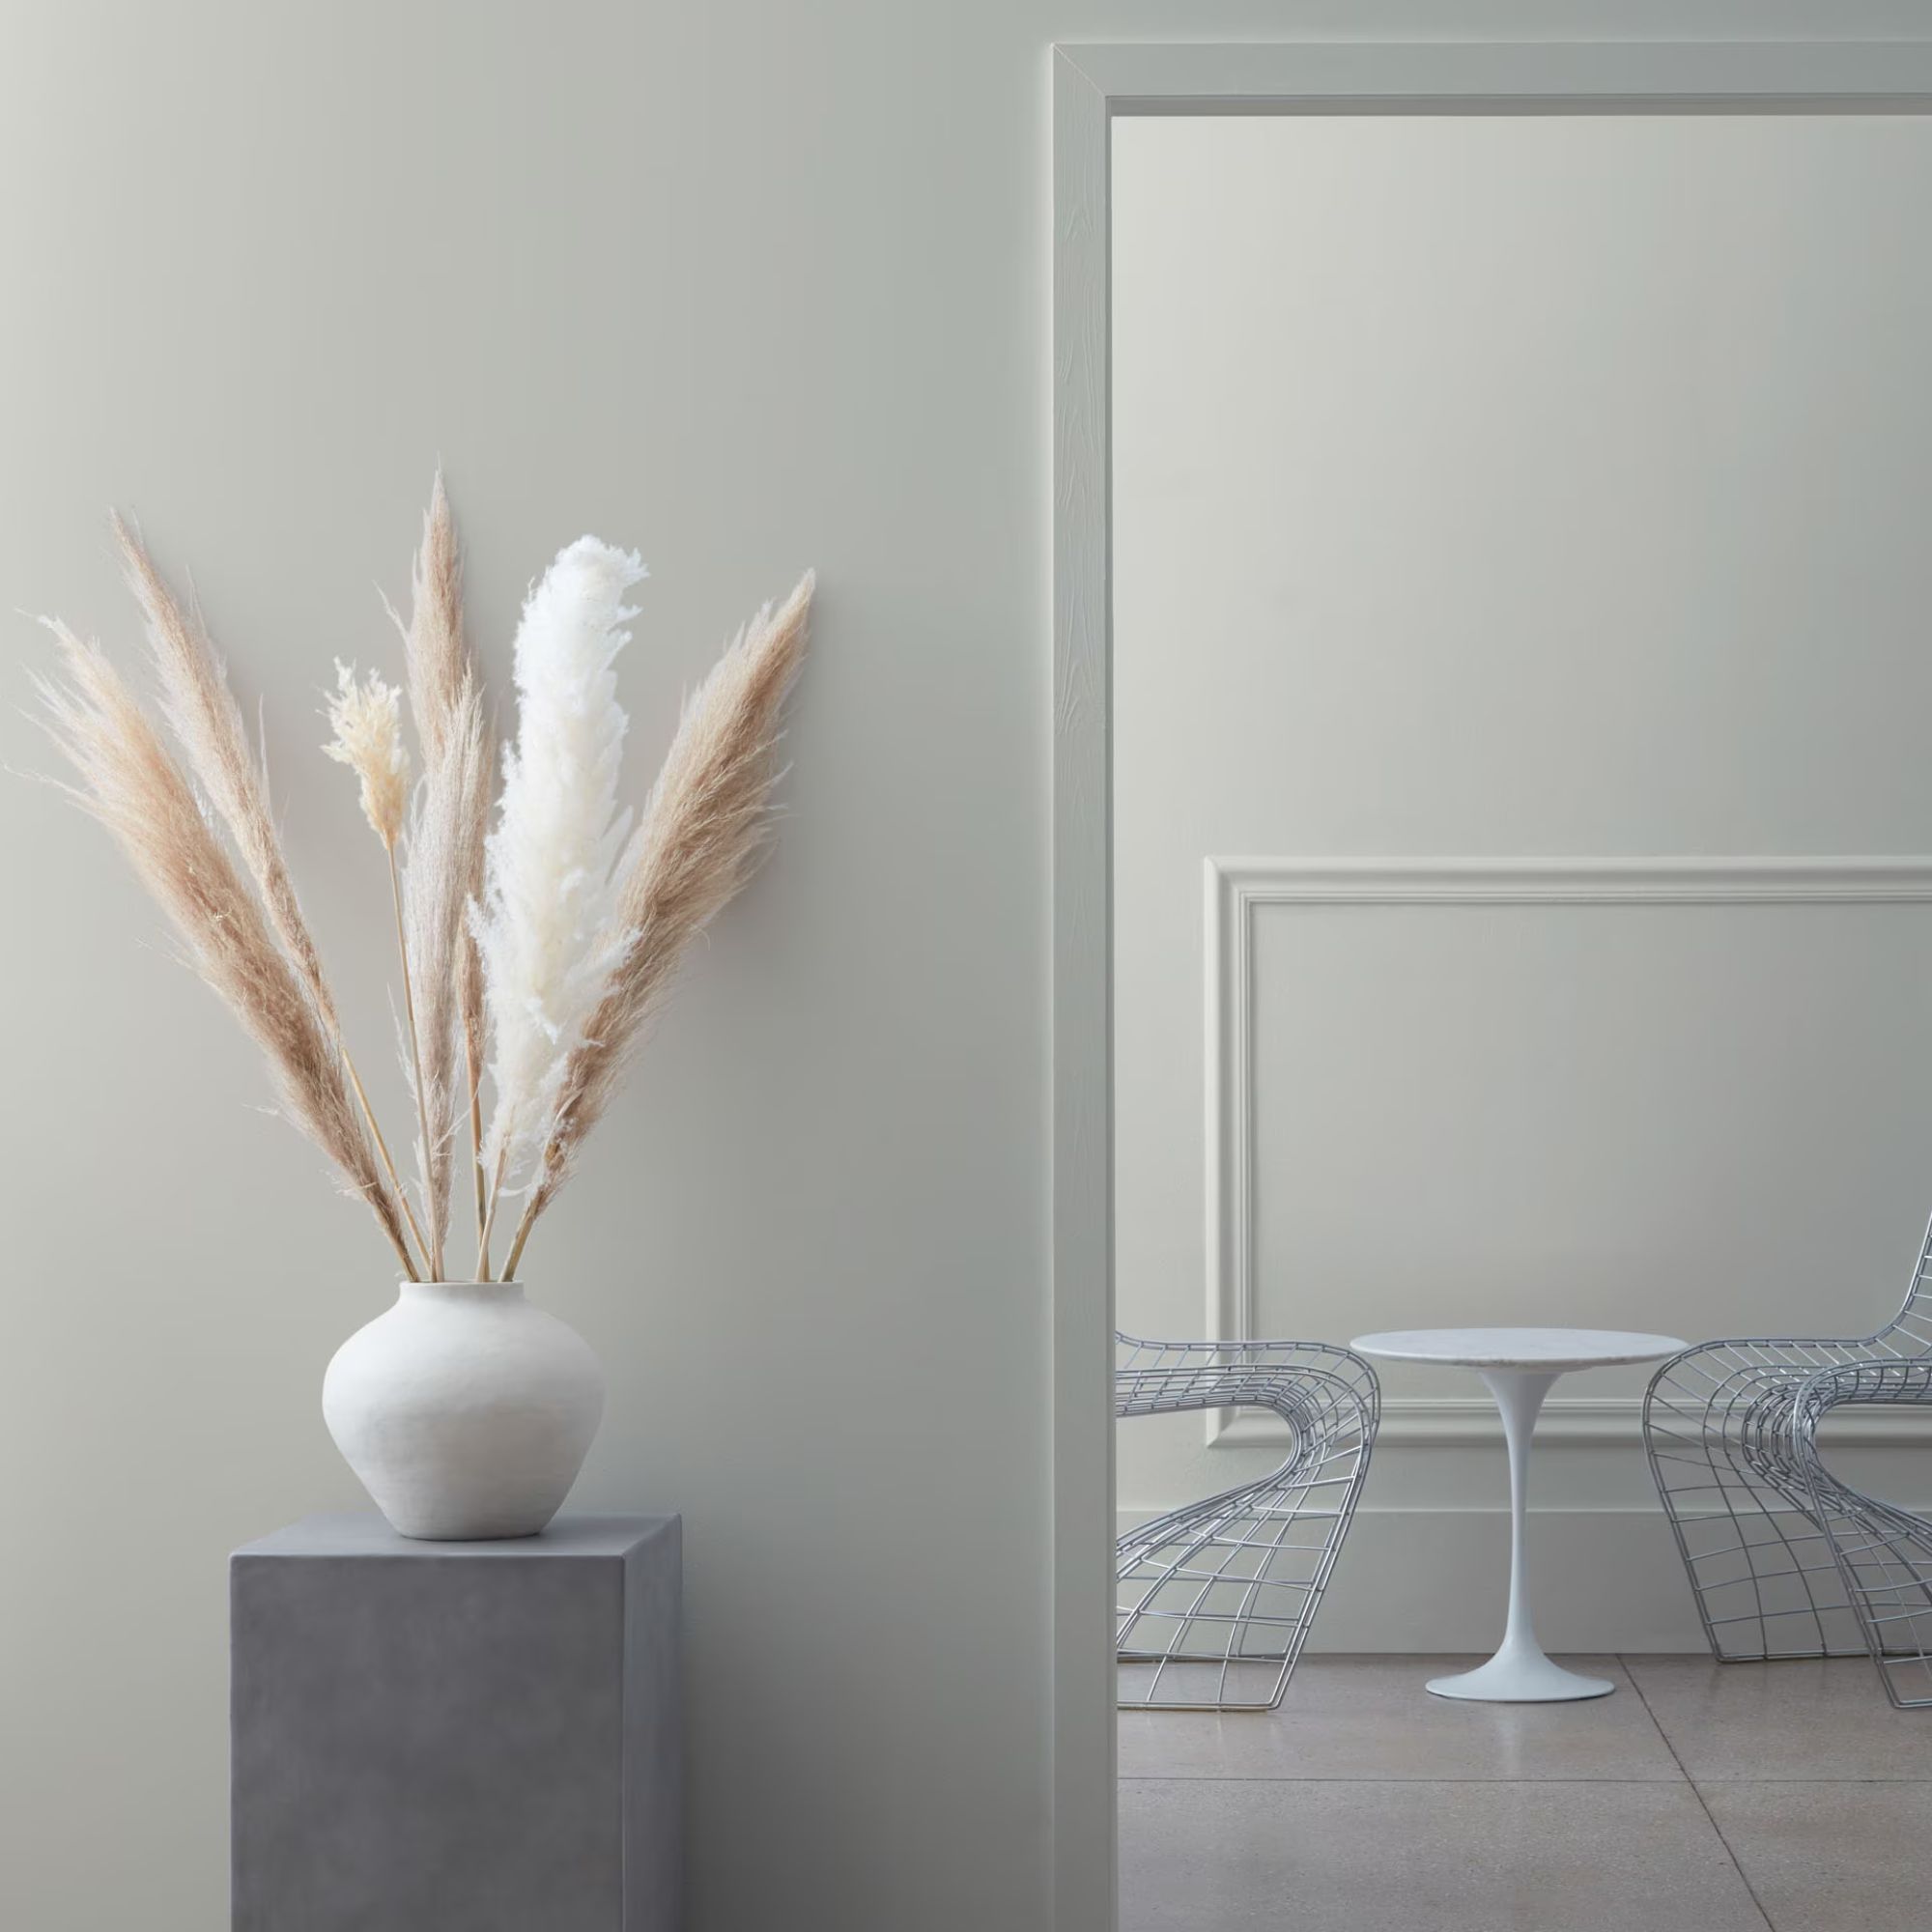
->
1350;1327;1689;1371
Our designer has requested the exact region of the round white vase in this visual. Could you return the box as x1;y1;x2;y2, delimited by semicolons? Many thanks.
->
323;1281;605;1541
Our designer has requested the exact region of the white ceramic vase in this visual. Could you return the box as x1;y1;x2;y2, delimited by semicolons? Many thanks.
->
323;1280;605;1540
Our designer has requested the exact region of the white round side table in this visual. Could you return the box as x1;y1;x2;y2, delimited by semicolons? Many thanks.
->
1350;1327;1688;1703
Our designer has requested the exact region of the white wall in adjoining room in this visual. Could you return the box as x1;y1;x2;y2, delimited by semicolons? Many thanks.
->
1112;112;1932;1649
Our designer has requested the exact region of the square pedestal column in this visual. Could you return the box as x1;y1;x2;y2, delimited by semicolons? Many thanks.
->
232;1512;680;1932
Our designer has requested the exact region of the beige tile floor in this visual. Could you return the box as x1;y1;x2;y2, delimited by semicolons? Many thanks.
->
1120;1655;1932;1932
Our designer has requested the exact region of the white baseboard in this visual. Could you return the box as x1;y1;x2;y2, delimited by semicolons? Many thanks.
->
1117;1506;1719;1652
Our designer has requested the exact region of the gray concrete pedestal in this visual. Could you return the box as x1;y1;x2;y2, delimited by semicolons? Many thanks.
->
231;1512;681;1931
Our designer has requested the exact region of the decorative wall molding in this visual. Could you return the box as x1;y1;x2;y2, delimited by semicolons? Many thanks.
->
1203;857;1932;1446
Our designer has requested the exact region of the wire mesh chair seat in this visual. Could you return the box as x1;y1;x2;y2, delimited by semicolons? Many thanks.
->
1777;1362;1932;1708
1643;1206;1932;1685
1115;1331;1378;1712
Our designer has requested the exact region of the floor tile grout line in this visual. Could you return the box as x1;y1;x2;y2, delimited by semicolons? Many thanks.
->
1690;1776;1932;1784
1119;1774;1690;1785
1620;1654;1776;1932
1120;1771;1932;1782
1612;1652;1688;1776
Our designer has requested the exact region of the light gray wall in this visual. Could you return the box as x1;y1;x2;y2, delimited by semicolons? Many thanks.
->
1113;111;1932;1646
2;7;1929;1930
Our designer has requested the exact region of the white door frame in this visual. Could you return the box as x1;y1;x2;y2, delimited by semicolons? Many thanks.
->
1049;37;1932;1931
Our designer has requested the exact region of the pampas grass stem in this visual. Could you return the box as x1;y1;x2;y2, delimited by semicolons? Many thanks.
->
502;1179;539;1281
469;1043;491;1279
478;1141;511;1273
340;1048;429;1277
388;844;440;1279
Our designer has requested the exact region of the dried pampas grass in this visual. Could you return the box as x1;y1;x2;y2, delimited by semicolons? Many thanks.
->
325;662;410;851
114;515;341;1030
34;619;419;1276
112;516;429;1275
501;570;813;1277
400;701;486;1277
399;474;470;763
396;474;493;1280
322;657;439;1268
472;537;644;1225
37;479;810;1285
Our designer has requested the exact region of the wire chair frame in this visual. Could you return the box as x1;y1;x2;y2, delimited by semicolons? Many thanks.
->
1643;1203;1932;1687
1115;1331;1379;1712
1787;1362;1932;1709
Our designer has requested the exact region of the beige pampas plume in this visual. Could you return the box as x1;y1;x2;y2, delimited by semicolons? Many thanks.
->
400;471;469;763
395;472;493;1279
114;514;343;1032
33;619;420;1276
500;569;813;1279
324;662;410;850
400;706;486;1278
112;514;427;1275
324;655;441;1275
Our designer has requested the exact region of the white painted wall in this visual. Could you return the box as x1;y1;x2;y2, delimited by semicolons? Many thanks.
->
1114;113;1932;1646
3;10;1931;1930
1;7;1062;1926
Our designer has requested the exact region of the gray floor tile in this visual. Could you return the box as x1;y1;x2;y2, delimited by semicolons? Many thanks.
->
1120;1777;1770;1932
1697;1782;1932;1932
1625;1655;1932;1780
1119;1654;1682;1782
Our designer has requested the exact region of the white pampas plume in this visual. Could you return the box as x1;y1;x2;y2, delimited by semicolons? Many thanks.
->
324;661;410;850
498;570;812;1280
473;536;645;1208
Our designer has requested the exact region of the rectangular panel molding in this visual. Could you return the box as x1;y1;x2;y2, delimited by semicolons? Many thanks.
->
1205;857;1932;1445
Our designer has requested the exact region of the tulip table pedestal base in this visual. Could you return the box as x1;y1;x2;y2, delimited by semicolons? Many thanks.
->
1351;1330;1687;1704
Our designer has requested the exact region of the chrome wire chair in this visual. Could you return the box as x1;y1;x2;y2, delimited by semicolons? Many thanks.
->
1115;1332;1378;1712
1643;1206;1932;1685
1786;1362;1932;1708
